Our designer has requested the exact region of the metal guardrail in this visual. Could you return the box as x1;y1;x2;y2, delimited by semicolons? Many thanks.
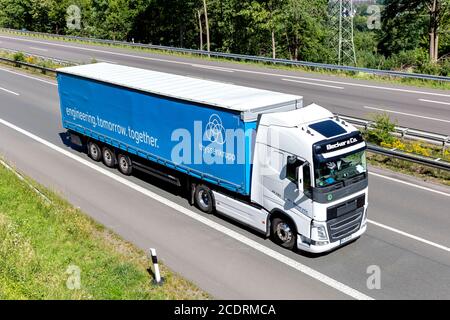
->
1;28;450;82
0;56;57;73
338;115;450;149
367;144;450;171
0;47;74;66
0;55;449;171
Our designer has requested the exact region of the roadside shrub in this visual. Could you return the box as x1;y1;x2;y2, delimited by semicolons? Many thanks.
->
440;58;450;76
364;113;396;145
407;141;431;157
418;62;441;76
381;138;406;150
25;56;36;65
383;49;427;72
12;52;25;62
392;139;406;150
444;149;450;161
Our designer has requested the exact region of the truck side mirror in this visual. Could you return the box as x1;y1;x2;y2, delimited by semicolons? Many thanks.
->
296;165;304;193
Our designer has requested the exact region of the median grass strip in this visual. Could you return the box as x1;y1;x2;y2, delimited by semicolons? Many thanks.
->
363;114;450;187
0;160;210;300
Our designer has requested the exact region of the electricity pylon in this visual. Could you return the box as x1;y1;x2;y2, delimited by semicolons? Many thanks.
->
329;0;357;66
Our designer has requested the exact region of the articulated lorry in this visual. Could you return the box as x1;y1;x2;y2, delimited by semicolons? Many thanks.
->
56;63;368;253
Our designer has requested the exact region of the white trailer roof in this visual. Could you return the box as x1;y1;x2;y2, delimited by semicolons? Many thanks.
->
57;63;303;121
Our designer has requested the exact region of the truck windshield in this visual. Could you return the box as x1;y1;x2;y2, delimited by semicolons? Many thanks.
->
315;150;367;188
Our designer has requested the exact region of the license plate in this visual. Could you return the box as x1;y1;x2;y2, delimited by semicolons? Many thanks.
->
340;234;353;244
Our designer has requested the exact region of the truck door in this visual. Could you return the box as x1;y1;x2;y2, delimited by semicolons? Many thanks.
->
282;157;314;219
262;147;285;208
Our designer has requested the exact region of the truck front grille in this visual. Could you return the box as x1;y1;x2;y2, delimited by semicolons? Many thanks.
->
327;194;365;221
327;208;364;242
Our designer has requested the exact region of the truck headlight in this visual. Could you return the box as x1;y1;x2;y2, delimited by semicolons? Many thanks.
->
311;222;328;242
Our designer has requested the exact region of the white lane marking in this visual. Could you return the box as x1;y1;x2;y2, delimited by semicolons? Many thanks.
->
0;116;372;301
224;69;450;98
0;86;19;95
97;59;117;64
419;98;450;106
369;172;450;198
0;66;57;86
282;78;344;90
29;46;48;52
1;35;450;98
191;64;234;73
364;106;450;124
368;220;450;253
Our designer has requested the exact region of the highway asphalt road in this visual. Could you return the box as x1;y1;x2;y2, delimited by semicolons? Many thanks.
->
0;65;450;299
0;32;450;135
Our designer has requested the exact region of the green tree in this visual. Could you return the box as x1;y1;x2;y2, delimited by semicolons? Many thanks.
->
380;0;450;62
0;0;32;29
279;0;331;62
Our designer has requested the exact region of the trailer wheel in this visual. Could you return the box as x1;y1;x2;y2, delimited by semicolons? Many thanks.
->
117;154;132;176
88;141;102;162
271;216;296;250
194;185;214;214
102;147;117;168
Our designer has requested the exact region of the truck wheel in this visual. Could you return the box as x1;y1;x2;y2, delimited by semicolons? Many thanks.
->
88;141;102;162
102;147;117;168
194;185;214;214
117;154;132;176
271;217;296;250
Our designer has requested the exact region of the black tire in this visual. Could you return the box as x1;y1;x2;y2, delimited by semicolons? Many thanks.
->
117;154;133;176
88;141;102;162
102;147;117;168
194;185;214;214
271;216;296;250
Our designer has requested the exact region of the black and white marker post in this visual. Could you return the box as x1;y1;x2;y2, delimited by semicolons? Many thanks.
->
150;248;164;286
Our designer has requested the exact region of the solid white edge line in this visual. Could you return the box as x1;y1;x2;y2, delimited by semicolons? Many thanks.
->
0;86;19;95
1;34;450;98
0;116;373;301
364;106;450;124
419;98;450;106
0;158;51;203
367;220;450;253
282;78;344;90
369;172;450;198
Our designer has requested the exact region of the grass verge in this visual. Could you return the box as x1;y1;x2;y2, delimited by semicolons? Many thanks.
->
1;29;449;91
363;113;450;187
0;159;210;300
367;153;450;187
0;49;72;70
0;50;64;80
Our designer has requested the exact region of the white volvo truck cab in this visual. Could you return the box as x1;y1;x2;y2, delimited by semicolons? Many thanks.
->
248;103;368;253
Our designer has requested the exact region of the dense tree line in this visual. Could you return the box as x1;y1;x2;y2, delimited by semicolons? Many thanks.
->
0;0;449;75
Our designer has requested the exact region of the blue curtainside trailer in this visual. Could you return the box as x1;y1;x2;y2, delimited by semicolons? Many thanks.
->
56;63;300;196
